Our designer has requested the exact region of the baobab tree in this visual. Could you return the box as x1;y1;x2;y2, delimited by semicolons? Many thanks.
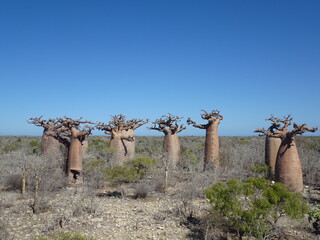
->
122;118;149;160
149;114;186;168
254;115;291;178
273;122;317;192
55;117;94;179
96;114;148;165
187;110;223;169
28;116;63;159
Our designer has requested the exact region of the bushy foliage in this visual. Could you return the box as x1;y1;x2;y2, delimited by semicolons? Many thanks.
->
128;156;156;175
103;157;156;185
34;231;96;240
205;177;309;239
84;158;105;172
309;204;320;234
250;164;269;178
88;137;115;159
103;165;140;184
29;140;41;154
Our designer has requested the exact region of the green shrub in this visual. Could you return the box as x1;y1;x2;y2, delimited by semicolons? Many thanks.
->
29;140;41;154
34;231;96;240
103;157;155;185
89;138;112;153
205;177;308;239
128;156;156;175
250;164;269;177
237;138;251;145
84;158;105;172
308;204;320;234
103;165;140;184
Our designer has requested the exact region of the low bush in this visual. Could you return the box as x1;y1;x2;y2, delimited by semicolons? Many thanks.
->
250;164;269;177
133;182;150;199
205;177;309;239
309;204;320;234
103;165;140;185
4;174;23;191
29;140;41;154
128;156;156;175
103;157;156;185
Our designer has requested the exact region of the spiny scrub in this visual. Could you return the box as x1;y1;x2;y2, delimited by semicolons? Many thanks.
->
1;139;23;153
205;177;309;239
103;157;156;185
128;156;156;175
103;165;140;184
308;204;320;234
250;164;269;177
34;231;96;240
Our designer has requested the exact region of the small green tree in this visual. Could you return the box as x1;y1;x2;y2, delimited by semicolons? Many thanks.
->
205;177;308;239
308;204;320;234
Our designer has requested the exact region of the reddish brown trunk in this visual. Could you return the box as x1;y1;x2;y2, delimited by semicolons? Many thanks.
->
204;123;220;167
41;130;61;159
163;133;181;168
81;139;89;157
265;136;281;178
109;134;127;166
68;128;83;173
123;129;135;161
275;137;303;192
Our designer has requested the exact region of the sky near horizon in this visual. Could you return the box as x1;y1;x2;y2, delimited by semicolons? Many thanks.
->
0;0;319;136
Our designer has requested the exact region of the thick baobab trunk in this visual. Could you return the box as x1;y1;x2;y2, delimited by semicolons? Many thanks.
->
265;136;281;178
275;137;303;192
81;138;89;157
109;135;127;166
41;131;61;159
123;129;135;161
163;133;181;168
204;123;219;167
68;132;83;173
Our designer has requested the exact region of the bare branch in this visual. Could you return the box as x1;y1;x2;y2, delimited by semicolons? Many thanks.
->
149;114;186;134
289;123;318;137
187;118;207;129
200;110;223;120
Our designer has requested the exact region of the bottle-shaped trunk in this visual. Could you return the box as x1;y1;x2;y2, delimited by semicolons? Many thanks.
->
125;138;135;160
265;136;281;178
41;131;61;159
163;133;181;169
275;137;303;192
123;129;135;161
204;123;220;168
81;139;89;157
109;135;127;166
68;136;83;173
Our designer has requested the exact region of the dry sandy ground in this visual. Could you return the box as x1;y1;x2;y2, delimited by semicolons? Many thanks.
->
0;185;319;240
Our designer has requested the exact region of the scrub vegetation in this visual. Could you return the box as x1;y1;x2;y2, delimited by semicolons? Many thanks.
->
0;135;319;239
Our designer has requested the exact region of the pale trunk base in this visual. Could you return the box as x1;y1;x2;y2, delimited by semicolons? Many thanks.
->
275;138;303;192
68;138;83;173
265;136;281;179
204;124;219;169
163;134;181;169
109;137;127;166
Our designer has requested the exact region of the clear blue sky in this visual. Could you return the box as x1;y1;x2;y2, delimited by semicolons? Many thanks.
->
0;0;319;136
